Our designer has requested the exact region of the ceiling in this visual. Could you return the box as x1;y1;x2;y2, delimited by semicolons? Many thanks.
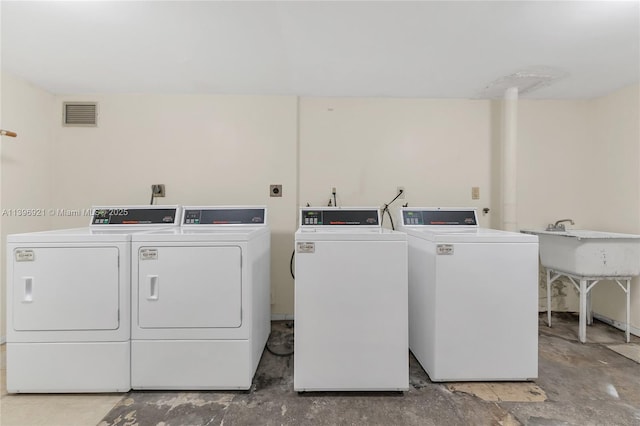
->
1;1;638;99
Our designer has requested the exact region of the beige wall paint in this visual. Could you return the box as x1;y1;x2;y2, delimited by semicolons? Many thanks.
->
516;84;640;329
298;98;494;227
517;100;598;230
587;85;640;233
0;72;55;340
1;75;638;332
516;99;594;312
300;95;640;325
587;84;640;330
50;94;298;315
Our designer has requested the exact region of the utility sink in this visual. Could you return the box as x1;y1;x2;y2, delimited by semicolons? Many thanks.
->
521;229;640;277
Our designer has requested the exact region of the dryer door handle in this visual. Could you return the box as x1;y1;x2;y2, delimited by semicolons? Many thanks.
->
147;275;159;301
23;277;33;303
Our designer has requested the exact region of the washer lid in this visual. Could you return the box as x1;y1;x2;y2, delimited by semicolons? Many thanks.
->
404;227;538;243
131;226;268;242
7;227;133;243
399;207;536;243
295;227;406;241
8;206;181;243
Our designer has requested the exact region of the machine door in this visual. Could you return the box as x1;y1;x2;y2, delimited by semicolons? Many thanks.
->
12;247;120;331
138;245;242;329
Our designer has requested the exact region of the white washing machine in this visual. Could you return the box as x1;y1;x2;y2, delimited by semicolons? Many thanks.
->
5;205;181;393
130;206;270;390
398;207;539;381
294;207;408;392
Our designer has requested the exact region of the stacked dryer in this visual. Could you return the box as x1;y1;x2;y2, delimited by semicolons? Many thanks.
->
130;206;270;390
398;207;539;381
6;206;180;393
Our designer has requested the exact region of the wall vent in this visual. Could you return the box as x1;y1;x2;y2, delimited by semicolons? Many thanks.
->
63;102;98;127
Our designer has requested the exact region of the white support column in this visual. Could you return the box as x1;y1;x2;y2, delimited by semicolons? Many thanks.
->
502;87;518;231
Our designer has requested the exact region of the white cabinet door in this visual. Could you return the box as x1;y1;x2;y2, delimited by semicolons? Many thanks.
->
12;247;120;331
138;246;242;329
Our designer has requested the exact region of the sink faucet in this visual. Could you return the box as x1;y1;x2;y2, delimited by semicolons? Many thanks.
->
546;219;575;232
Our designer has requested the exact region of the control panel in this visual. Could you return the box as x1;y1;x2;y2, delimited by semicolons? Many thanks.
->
91;206;180;226
300;208;380;226
182;207;266;225
402;209;478;227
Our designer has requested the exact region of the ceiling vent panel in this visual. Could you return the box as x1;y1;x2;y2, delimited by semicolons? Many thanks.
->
476;67;569;99
63;102;98;127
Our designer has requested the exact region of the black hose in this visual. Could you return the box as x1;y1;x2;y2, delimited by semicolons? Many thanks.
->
385;207;395;230
266;321;294;357
289;249;295;279
266;344;294;357
380;189;404;230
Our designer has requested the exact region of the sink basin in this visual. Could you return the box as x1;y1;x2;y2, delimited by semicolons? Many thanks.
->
521;229;640;277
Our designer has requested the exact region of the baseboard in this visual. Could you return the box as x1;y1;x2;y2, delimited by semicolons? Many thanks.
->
593;312;640;338
271;314;294;321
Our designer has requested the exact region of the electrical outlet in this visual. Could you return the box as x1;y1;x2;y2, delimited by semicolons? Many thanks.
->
331;187;336;194
151;184;165;197
397;186;405;199
270;184;282;197
472;186;480;200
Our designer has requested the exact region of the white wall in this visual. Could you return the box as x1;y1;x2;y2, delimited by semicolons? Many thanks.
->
0;72;55;340
299;98;493;226
516;84;640;330
1;76;638;331
299;95;639;330
588;85;640;330
50;94;298;315
516;99;595;312
517;100;599;230
587;85;639;233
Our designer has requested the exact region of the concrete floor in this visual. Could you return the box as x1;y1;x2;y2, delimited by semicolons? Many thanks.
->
1;313;639;426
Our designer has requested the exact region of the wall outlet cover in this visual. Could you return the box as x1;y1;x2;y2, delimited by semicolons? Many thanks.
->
472;186;480;200
152;184;165;197
270;184;282;197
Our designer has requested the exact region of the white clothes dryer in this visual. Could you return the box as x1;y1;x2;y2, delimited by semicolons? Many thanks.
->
130;206;270;390
5;206;180;393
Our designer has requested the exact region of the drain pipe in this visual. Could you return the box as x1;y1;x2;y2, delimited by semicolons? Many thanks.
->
502;87;518;231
